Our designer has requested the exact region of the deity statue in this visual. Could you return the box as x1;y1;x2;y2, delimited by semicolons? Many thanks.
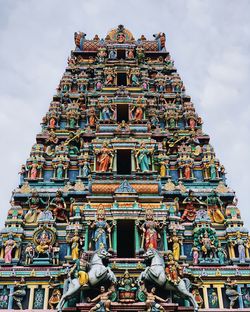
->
0;288;8;309
217;242;227;265
199;231;216;260
97;47;107;63
100;101;116;122
191;277;204;308
69;251;89;287
165;251;182;285
67;230;82;260
4;233;16;264
24;243;35;265
118;270;137;302
135;142;153;172
50;190;68;223
130;96;144;121
96;142;113;172
88;285;114;312
91;211;112;250
108;48;117;59
156;153;170;177
18;164;26;185
52;242;60;265
78;153;91;177
168;230;183;261
191;246;199;265
88;106;97;126
24;190;48;224
12;278;27;310
181;190;205;222
35;230;52;257
236;232;246;263
138;210;162;250
206;191;225;224
141;284;167;312
225;278;240;309
48;288;61;310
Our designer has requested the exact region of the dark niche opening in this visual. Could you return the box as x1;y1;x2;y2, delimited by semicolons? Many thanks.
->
117;104;129;122
117;73;127;86
117;149;131;174
117;220;135;258
117;49;126;59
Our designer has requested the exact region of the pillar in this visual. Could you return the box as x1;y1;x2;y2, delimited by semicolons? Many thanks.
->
237;284;244;308
112;221;117;254
135;223;141;254
8;285;14;309
28;285;37;309
202;285;209;309
84;224;89;252
216;285;224;309
163;228;168;251
42;285;50;309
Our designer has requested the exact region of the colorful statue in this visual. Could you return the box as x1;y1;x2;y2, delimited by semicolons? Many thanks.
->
181;190;205;222
4;233;16;264
207;191;225;224
67;230;82;260
96;142;113;172
12;278;27;310
118;270;137;302
24;243;35;265
135;142;152;172
168;230;182;261
69;251;89;287
138;210;161;250
217;242;227;265
50;190;68;223
236;232;246;263
91;211;112;250
225;278;240;309
191;277;204;308
88;285;114;312
141;284;167;312
191;246;199;265
165;251;181;285
199;231;216;260
35;230;52;257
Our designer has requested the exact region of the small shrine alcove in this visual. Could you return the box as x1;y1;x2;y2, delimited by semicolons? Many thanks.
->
117;220;135;258
117;149;131;174
117;49;126;59
117;72;127;86
117;104;129;122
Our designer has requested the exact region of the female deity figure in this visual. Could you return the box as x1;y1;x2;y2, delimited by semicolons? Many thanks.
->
136;142;152;172
78;153;91;177
24;190;47;224
91;211;111;250
207;191;225;224
130;97;144;121
138;211;161;250
67;230;82;260
4;233;16;264
181;190;205;222
29;160;40;179
217;242;227;265
50;190;68;223
36;230;52;256
88;106;97;126
191;246;199;265
168;230;182;261
96;142;113;172
165;251;181;285
236;233;246;263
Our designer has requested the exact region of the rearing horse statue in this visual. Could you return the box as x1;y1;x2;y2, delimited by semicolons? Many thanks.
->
137;248;199;312
57;249;117;312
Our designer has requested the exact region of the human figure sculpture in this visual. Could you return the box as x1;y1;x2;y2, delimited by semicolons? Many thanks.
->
135;142;152;172
88;285;114;312
191;277;204;308
96;142;113;172
91;212;111;250
236;233;246;263
225;278;240;309
12;278;27;310
67;230;82;260
165;251;182;285
50;191;68;223
207;191;225;224
168;230;182;261
141;284;167;312
35;230;52;257
200;231;216;260
69;251;89;287
138;211;161;250
191;247;199;265
217;242;227;265
24;243;35;265
181;190;205;222
118;270;137;302
4;233;16;264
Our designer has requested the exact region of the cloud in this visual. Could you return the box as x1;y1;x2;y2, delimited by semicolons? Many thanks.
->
0;0;249;229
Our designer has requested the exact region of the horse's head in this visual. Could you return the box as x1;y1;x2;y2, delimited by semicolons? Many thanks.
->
96;248;112;259
142;248;157;260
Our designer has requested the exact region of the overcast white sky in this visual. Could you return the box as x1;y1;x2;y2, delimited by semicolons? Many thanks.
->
0;0;249;229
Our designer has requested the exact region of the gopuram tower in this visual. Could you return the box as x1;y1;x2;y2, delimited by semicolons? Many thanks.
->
0;25;249;312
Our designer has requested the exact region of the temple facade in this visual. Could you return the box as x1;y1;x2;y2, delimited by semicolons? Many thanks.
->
0;25;249;312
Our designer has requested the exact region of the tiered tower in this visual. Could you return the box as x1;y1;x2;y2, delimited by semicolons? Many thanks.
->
0;25;249;312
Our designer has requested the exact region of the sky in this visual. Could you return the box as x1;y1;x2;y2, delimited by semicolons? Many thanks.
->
0;0;249;228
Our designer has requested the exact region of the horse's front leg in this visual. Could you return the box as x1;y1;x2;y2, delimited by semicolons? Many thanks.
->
107;266;117;284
